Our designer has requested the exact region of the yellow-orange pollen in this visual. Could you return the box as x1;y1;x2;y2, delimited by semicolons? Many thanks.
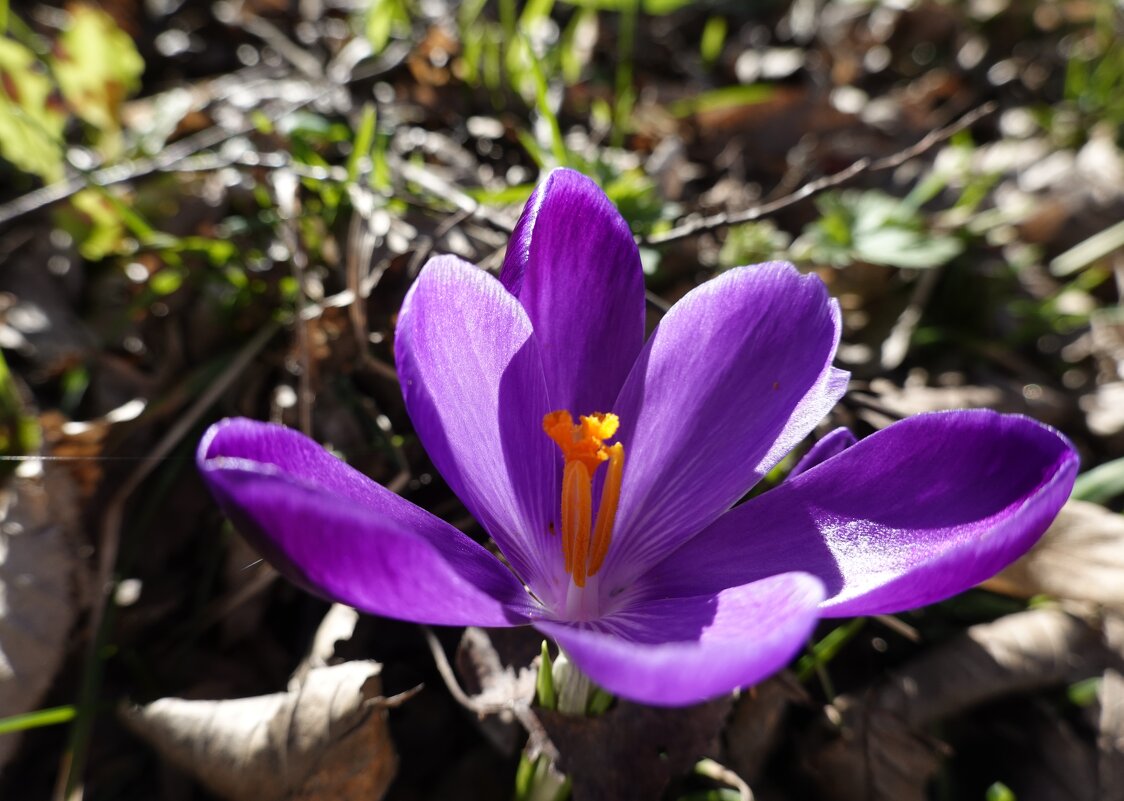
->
542;410;624;588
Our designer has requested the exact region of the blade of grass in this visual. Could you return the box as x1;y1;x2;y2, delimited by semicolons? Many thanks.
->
519;29;568;167
611;0;638;148
796;617;867;685
1072;456;1124;504
0;706;76;735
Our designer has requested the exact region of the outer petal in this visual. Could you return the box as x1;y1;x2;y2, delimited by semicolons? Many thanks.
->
600;263;845;586
536;572;824;706
500;168;645;415
198;419;537;626
395;255;559;589
640;411;1078;616
789;426;856;478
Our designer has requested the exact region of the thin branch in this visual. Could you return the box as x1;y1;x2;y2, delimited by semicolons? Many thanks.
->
0;98;314;227
642;102;997;247
421;626;514;718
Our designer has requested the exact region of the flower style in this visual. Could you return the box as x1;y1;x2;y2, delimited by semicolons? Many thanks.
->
198;169;1077;706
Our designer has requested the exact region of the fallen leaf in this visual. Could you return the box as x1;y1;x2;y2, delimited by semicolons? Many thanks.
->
0;463;84;770
801;607;1109;801
121;661;397;801
724;672;809;783
1097;668;1124;801
986;501;1124;611
535;696;732;801
454;627;538;754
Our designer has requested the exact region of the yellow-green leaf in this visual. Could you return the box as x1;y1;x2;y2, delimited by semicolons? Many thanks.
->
50;5;143;156
0;38;65;181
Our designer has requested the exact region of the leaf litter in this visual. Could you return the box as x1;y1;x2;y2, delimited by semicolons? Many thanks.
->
0;0;1122;799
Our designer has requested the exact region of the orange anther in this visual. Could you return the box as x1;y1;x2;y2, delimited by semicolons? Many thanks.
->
543;410;624;587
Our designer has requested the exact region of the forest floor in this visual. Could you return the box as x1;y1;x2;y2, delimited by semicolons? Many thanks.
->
1;1;1123;799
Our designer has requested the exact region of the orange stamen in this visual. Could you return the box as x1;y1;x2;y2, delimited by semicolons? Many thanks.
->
560;460;591;576
588;441;623;576
543;410;624;587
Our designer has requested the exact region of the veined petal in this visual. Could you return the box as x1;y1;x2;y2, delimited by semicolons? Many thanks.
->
536;572;824;706
789;427;856;478
500;168;645;415
640;411;1078;616
198;418;536;626
599;263;844;586
395;256;559;589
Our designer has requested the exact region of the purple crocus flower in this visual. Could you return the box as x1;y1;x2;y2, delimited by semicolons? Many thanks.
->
198;169;1077;706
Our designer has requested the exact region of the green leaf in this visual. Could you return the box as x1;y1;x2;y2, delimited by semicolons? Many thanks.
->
1072;457;1124;504
347;104;376;185
560;0;689;13
536;640;556;710
50;4;143;157
669;84;774;117
699;16;727;66
1067;676;1101;708
986;781;1017;801
0;705;76;735
365;0;410;55
61;188;127;260
0;37;66;181
796;618;866;683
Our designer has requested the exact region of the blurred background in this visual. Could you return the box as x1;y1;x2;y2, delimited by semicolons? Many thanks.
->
0;0;1122;799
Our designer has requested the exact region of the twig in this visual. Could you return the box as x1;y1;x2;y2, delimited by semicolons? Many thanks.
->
421;626;514;718
0;96;318;227
874;614;921;643
642;102;997;247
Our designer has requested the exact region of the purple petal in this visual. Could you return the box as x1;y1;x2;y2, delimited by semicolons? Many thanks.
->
536;572;824;706
640;411;1078;616
500;168;645;415
198;418;536;626
599;263;845;586
395;255;561;592
789;427;856;478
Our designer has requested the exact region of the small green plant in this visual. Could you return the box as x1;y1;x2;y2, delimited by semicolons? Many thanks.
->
796;189;964;270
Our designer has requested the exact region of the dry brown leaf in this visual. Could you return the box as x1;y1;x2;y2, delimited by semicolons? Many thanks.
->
1098;669;1124;801
120;660;397;801
290;603;360;683
536;697;732;801
986;501;1124;611
0;464;84;771
802;607;1108;801
724;672;809;784
801;697;943;801
454;627;538;754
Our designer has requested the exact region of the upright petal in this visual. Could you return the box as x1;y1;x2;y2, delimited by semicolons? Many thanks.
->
395;256;559;589
500;168;645;415
537;572;824;706
599;263;845;586
641;411;1078;616
198;418;537;627
789;427;856;478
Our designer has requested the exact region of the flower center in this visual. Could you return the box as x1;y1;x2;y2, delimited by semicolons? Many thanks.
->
543;410;624;588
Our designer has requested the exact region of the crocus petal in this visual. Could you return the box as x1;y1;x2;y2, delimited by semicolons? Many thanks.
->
600;262;845;585
536;572;824;706
640;411;1078;616
198;418;536;626
395;255;559;589
789;427;856;478
500;168;645;415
